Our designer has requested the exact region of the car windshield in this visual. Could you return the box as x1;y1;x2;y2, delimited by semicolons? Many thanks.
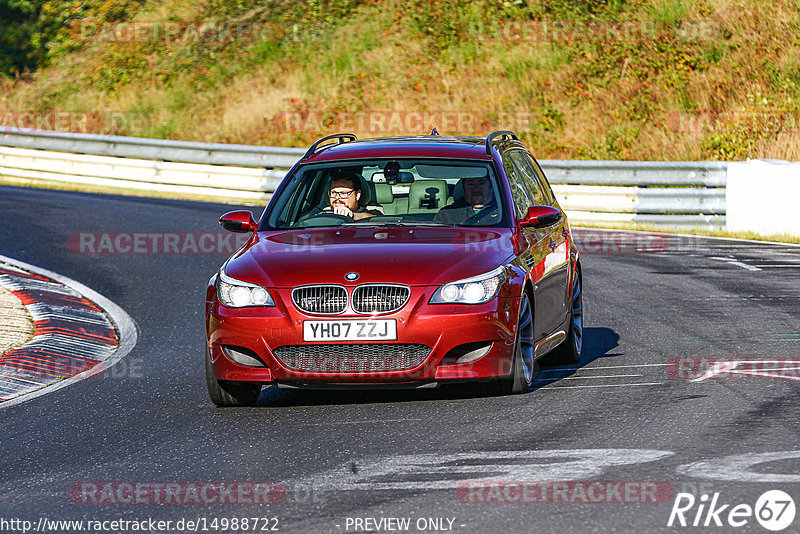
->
264;159;507;229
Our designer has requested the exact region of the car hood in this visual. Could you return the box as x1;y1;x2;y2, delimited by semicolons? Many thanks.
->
224;227;516;287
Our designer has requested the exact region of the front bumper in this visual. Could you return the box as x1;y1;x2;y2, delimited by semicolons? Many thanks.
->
206;285;519;387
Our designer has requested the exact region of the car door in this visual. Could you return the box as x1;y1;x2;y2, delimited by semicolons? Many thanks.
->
508;151;569;340
501;154;546;329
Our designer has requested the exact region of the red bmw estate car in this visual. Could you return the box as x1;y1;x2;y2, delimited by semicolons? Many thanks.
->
205;131;582;406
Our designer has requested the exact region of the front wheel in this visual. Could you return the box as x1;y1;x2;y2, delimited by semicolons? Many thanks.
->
511;292;538;393
489;292;537;395
204;345;262;407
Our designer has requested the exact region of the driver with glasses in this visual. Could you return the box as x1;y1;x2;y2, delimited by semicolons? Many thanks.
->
322;172;379;220
297;171;381;224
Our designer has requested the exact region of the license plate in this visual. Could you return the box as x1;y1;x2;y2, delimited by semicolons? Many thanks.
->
303;319;397;341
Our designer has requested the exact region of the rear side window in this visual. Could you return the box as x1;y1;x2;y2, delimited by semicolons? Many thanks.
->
502;156;533;218
509;152;549;206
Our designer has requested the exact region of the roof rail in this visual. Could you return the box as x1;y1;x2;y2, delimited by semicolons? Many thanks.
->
303;133;357;160
485;130;519;156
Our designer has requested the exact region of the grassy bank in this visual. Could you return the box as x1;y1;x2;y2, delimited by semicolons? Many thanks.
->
2;0;800;161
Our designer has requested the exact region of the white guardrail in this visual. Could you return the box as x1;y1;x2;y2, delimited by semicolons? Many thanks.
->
0;127;786;232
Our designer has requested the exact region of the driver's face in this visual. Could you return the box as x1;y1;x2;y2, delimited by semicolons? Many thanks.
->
329;179;361;211
464;177;492;207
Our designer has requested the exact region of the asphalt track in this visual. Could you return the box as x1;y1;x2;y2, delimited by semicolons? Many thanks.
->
0;184;798;534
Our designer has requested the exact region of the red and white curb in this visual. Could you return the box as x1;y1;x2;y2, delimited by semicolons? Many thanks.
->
0;255;137;409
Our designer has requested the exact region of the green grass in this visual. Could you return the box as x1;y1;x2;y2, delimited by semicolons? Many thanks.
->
3;0;800;161
650;0;691;25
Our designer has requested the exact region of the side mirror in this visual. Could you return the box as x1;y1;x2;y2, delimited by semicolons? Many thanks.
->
519;206;562;229
219;211;257;233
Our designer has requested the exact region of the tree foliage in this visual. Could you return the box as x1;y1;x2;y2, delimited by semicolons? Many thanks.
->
0;0;142;77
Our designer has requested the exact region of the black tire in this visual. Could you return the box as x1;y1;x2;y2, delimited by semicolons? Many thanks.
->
546;267;583;365
511;292;538;393
204;345;262;407
488;292;537;395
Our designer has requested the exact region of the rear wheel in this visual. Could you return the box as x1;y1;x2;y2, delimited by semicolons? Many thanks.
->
204;345;262;407
547;267;583;365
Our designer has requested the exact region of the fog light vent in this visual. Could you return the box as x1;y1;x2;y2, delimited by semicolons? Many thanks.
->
222;345;266;367
440;341;493;365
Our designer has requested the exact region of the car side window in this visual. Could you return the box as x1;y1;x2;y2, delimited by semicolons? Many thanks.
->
273;170;328;227
502;155;533;218
274;171;313;226
523;153;556;204
509;152;549;206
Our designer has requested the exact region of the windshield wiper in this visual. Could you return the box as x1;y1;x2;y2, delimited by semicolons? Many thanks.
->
342;221;456;227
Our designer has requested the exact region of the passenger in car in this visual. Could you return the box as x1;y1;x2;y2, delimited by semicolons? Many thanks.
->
433;176;500;225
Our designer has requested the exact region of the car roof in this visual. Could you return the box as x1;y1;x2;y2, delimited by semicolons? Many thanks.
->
302;135;514;163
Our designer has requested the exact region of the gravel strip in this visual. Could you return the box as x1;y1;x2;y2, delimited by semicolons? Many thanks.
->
0;283;35;356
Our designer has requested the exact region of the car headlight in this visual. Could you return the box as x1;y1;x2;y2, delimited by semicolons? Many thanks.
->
217;271;275;308
431;266;506;305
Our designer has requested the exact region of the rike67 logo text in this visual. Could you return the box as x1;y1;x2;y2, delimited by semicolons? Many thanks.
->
668;490;796;531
